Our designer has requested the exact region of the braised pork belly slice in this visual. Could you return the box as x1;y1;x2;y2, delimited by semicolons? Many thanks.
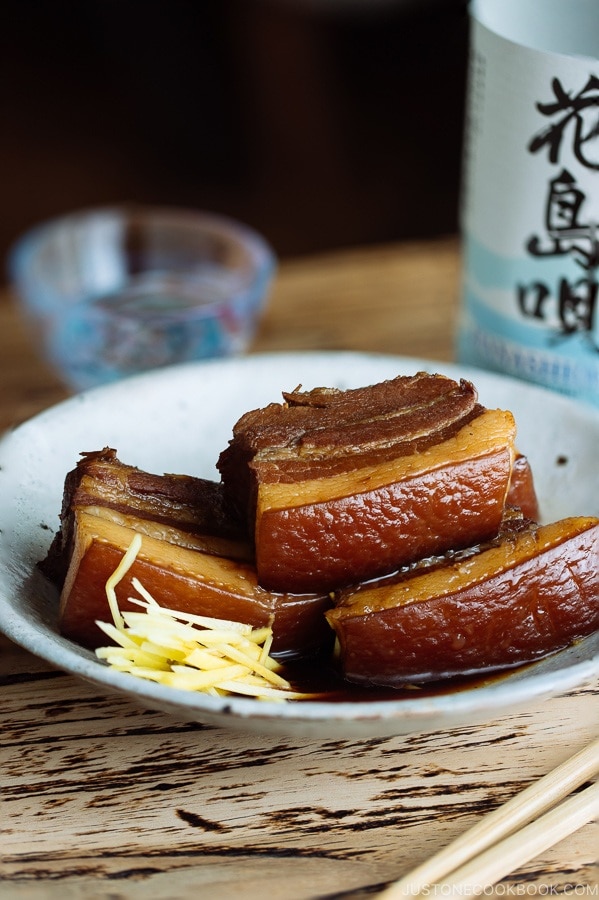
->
218;373;516;593
326;516;599;686
59;511;333;659
41;447;248;587
506;453;540;521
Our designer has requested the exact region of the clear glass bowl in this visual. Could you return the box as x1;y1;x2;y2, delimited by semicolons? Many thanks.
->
8;206;276;391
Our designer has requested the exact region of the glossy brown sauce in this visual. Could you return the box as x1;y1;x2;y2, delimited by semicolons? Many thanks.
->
279;651;518;703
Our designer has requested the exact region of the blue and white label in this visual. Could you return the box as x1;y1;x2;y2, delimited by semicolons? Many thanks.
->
458;0;599;404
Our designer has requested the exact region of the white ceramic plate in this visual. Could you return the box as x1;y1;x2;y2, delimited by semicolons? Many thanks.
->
1;351;598;738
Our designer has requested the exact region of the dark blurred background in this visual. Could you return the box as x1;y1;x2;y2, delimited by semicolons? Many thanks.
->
0;0;469;270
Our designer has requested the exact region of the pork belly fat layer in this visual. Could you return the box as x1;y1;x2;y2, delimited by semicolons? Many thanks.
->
255;408;516;592
218;373;517;593
507;453;540;521
217;374;480;507
327;516;599;686
59;511;333;659
41;447;245;586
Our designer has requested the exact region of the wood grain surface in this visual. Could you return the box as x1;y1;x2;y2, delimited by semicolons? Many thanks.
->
1;237;597;899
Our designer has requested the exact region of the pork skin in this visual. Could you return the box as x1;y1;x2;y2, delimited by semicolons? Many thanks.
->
326;516;599;685
506;453;540;521
41;447;248;587
59;511;333;659
218;374;517;592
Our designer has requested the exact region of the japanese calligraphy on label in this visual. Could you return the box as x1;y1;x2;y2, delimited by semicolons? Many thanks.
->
458;8;599;404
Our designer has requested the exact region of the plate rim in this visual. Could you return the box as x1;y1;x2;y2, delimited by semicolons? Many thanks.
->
1;350;598;736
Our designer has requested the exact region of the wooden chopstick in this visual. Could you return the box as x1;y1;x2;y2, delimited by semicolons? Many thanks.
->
425;780;599;893
377;736;599;898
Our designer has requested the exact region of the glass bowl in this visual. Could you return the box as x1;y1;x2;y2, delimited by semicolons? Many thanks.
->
8;206;276;391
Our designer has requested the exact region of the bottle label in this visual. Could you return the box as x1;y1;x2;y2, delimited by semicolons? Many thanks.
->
458;6;599;404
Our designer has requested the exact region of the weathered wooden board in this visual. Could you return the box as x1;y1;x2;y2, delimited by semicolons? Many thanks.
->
2;638;597;899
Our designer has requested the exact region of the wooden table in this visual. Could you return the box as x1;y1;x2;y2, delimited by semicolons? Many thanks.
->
2;237;598;898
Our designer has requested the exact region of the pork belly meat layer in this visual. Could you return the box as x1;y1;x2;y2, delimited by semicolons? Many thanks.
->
218;373;517;592
42;449;332;660
41;447;248;587
507;453;540;521
59;511;333;659
327;515;599;686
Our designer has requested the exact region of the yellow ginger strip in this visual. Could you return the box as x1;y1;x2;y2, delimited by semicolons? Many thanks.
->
94;534;314;701
183;647;238;671
104;532;143;630
216;643;290;687
137;640;188;662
